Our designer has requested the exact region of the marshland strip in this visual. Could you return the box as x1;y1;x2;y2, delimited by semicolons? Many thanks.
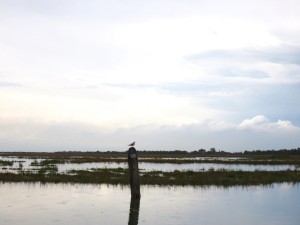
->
1;149;300;186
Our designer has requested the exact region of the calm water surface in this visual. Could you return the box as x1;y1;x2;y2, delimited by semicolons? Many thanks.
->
0;182;299;225
1;156;298;172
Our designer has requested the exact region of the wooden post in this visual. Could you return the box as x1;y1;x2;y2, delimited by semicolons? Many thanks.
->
128;197;140;225
128;147;141;199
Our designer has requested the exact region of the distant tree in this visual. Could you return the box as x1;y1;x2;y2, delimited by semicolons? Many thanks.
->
210;147;216;153
198;149;206;154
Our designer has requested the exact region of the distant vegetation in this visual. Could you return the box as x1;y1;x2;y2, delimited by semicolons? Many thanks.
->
1;147;299;157
138;147;300;156
242;148;300;155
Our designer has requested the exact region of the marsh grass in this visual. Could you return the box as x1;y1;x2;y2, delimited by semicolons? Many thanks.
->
1;151;300;166
31;159;66;166
0;160;14;166
37;165;58;174
0;168;299;186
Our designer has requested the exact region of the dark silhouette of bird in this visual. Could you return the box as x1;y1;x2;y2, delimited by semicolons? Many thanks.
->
128;141;135;147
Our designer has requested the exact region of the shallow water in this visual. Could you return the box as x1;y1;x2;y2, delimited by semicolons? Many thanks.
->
1;156;298;173
0;182;299;225
0;157;43;173
56;160;300;172
137;162;298;172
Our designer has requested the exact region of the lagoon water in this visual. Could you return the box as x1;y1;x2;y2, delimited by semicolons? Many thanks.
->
0;182;299;225
1;156;298;173
58;161;299;172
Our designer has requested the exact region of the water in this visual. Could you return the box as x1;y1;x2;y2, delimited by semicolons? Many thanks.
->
57;162;299;172
1;156;298;173
0;182;299;225
0;157;44;173
137;162;298;172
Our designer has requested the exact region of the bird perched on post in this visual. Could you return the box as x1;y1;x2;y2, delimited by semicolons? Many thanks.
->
128;141;135;147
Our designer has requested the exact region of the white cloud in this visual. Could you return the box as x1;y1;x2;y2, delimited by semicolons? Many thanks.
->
239;115;299;132
239;115;270;129
276;120;295;129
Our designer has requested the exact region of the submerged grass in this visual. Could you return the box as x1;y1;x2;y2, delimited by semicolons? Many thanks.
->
2;151;300;165
1;168;300;186
31;159;65;166
0;160;14;166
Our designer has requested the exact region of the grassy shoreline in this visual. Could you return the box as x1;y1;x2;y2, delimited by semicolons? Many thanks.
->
1;169;300;186
1;151;300;165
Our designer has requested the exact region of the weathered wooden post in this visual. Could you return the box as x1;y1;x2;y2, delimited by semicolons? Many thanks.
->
128;147;141;199
128;197;140;225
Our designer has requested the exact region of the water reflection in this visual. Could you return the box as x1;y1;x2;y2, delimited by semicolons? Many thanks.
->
1;156;299;173
0;183;299;224
128;198;140;225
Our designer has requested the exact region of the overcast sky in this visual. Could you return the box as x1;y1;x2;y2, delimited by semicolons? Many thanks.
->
1;0;300;152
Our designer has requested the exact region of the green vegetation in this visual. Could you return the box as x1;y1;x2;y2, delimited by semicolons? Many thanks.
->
0;168;299;186
31;159;65;166
1;150;300;165
0;160;14;166
36;165;58;174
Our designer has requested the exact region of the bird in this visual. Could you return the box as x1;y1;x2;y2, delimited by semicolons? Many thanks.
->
128;141;135;147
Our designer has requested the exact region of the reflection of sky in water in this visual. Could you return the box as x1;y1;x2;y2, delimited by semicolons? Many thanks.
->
0;157;43;173
1;156;299;173
0;182;299;225
139;157;246;161
58;162;299;172
137;162;299;172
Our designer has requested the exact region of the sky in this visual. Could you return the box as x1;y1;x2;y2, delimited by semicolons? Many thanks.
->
1;0;300;152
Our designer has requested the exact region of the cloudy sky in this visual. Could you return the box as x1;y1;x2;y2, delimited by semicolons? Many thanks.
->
1;0;300;152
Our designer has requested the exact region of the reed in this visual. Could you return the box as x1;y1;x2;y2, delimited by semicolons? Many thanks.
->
0;160;14;166
0;169;299;186
2;151;299;165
